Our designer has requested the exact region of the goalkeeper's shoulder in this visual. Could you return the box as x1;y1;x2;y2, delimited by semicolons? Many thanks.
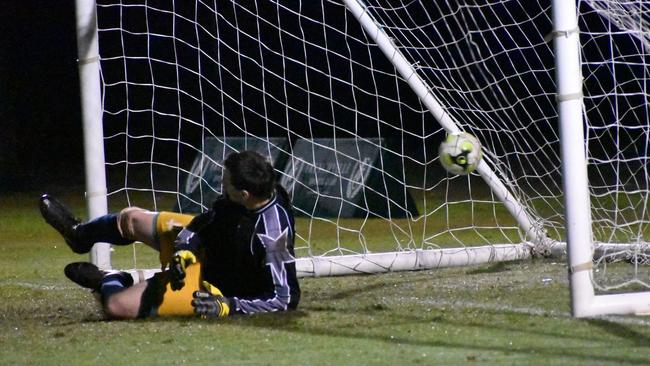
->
274;184;292;207
181;200;234;235
185;211;212;233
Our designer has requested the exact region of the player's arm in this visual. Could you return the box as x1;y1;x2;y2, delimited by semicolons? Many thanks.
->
228;227;298;315
227;268;297;314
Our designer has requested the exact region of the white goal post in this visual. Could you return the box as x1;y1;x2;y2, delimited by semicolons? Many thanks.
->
553;0;650;317
75;0;111;270
74;0;650;318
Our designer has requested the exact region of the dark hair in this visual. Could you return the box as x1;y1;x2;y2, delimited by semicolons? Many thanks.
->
223;150;276;199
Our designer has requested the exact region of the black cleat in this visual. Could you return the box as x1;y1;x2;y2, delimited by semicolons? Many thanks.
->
39;194;92;254
64;262;105;291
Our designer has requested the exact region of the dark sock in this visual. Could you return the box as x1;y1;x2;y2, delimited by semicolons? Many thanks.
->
76;214;134;246
100;272;134;304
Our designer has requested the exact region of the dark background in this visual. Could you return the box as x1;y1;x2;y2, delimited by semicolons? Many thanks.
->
1;2;84;192
0;1;406;194
3;2;635;196
0;1;436;194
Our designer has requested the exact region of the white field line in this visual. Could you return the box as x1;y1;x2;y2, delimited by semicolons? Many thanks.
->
396;297;650;326
0;280;78;291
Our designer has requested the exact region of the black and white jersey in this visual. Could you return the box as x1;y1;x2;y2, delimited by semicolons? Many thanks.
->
188;185;300;314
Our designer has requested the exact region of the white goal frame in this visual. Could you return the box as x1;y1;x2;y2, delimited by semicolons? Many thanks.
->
553;0;650;317
73;0;650;317
75;0;111;270
74;0;544;276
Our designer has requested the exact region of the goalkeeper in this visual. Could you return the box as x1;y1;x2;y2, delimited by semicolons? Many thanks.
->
40;150;300;319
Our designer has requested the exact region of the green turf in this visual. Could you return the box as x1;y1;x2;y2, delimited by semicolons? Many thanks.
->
2;192;650;365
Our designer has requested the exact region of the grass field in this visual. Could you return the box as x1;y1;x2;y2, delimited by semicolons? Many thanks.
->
2;192;650;365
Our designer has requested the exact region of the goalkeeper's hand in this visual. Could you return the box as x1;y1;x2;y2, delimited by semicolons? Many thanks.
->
192;281;231;318
169;250;197;291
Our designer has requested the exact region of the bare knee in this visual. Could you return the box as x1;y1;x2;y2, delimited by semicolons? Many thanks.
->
103;286;144;319
117;207;156;244
104;298;137;319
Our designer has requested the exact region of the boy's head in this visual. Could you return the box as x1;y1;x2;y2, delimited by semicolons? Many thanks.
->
223;150;276;204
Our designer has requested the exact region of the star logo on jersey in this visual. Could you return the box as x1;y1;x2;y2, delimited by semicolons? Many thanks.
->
258;228;294;290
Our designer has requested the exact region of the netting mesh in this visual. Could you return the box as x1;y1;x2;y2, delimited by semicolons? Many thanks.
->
95;0;649;287
579;0;650;290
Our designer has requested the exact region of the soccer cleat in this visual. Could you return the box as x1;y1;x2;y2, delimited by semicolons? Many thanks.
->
39;194;93;254
64;262;105;291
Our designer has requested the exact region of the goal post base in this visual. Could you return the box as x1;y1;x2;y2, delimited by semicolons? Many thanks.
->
296;244;535;277
572;291;650;318
122;243;537;281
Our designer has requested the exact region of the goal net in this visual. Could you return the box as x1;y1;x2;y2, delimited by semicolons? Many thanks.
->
81;0;650;314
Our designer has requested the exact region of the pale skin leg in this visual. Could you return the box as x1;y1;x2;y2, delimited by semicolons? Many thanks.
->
116;207;160;250
103;207;160;319
103;281;148;319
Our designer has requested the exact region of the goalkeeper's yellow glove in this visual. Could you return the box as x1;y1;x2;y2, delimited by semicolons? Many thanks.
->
169;250;197;291
192;280;231;318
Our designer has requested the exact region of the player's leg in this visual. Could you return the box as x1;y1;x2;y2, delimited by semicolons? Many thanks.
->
64;261;138;318
65;261;203;319
107;211;197;317
40;194;134;253
148;211;195;267
115;207;159;249
103;281;149;319
70;207;193;253
103;263;203;319
137;263;204;318
66;262;148;319
39;194;192;255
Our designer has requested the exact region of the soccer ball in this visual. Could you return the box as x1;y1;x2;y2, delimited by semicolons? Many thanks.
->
438;132;483;175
